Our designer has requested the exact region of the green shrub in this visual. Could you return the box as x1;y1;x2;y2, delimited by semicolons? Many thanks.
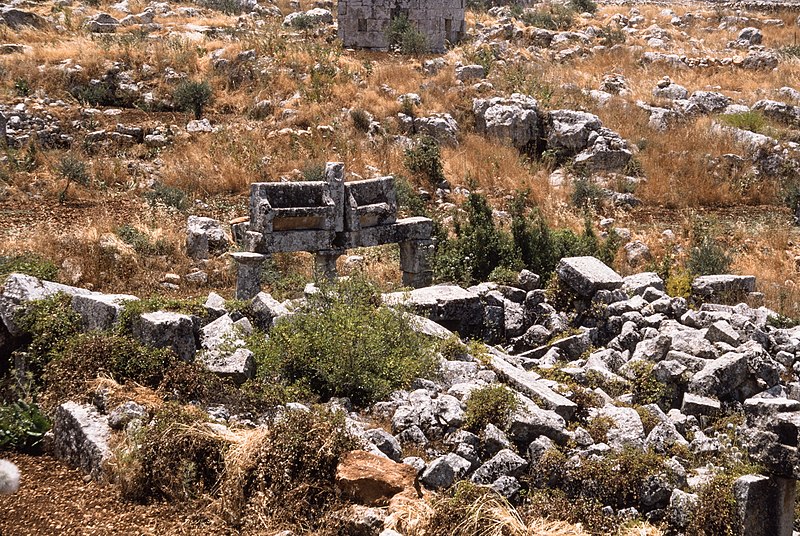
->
44;332;174;400
686;473;739;536
597;24;626;46
571;178;605;209
118;403;228;502
0;254;58;281
405;135;446;187
0;399;50;452
464;385;518;432
56;155;91;202
780;45;800;58
386;14;428;54
627;360;668;406
720;110;767;133
14;293;81;377
14;79;30;97
144;182;189;211
687;235;732;276
395;175;429;217
301;161;326;182
521;5;575;30
173;80;213;120
488;265;519;286
570;0;597;14
223;407;358;530
288;13;316;30
435;193;521;285
524;489;619;534
115;225;174;256
251;277;437;406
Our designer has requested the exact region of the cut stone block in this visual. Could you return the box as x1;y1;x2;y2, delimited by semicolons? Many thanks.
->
557;256;623;297
53;402;112;480
734;474;795;536
132;311;196;361
71;293;138;331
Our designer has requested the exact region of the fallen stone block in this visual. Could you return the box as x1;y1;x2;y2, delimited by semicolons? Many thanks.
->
71;293;138;331
132;311;196;361
53;402;112;479
557;256;623;297
336;450;419;506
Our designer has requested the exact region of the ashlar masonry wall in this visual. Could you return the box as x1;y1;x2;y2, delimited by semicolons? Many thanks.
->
338;0;465;53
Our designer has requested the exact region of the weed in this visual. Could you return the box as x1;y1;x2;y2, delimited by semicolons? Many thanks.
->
288;13;316;30
521;5;575;31
118;403;228;502
56;155;90;203
524;489;618;534
687;235;732;276
586;415;614;444
666;269;693;299
350;108;372;133
597;25;626;46
627;361;667;406
144;182;189;211
13;293;81;378
301;161;326;182
570;0;596;14
427;481;531;535
571;178;605;210
0;399;50;452
0;254;59;281
222;406;358;531
685;472;739;536
386;14;428;55
115;225;174;256
720;111;767;133
464;384;519;432
251;277;437;406
44;332;174;400
173;80;213;120
405;135;446;187
13;79;30;97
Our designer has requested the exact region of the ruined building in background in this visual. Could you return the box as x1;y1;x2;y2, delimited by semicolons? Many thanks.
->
337;0;465;53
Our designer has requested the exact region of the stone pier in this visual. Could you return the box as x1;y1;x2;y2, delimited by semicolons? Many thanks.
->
231;252;267;300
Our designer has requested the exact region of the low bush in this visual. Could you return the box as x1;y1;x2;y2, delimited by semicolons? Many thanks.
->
44;332;174;400
56;155;91;202
571;178;605;209
251;277;437;406
173;80;213;120
118;403;228;502
301;161;326;182
144;182;189;211
0;254;59;281
350;108;372;133
14;293;81;378
521;5;575;30
720;110;766;133
570;0;597;14
405;135;446;187
386;14;428;54
687;235;732;276
115;225;174;256
685;473;739;536
0;399;50;452
435;192;520;285
288;13;316;30
223;407;358;531
464;385;518;432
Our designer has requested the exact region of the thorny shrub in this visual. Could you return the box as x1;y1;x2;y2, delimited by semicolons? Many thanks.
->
464;384;519;432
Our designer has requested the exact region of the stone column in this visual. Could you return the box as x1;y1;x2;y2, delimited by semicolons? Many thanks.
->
314;249;343;280
0;112;6;148
734;474;796;536
231;252;267;300
400;239;434;288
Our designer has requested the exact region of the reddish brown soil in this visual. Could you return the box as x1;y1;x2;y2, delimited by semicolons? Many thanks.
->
0;453;236;536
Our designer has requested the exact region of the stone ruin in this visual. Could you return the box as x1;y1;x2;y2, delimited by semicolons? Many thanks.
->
231;162;434;299
337;0;465;54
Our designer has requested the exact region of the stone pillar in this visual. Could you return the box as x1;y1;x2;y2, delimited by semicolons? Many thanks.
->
734;474;796;536
0;112;6;147
314;249;342;280
400;239;434;288
231;252;267;300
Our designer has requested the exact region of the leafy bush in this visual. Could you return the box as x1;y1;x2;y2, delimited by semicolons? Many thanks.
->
56;155;90;202
288;13;316;30
115;225;174;256
395;175;429;217
464;385;518;432
570;0;597;14
0;399;50;452
44;332;174;400
386;14;428;54
301;161;326;182
173;80;213;120
223;407;358;530
0;254;58;281
720;110;767;133
686;473;739;536
521;5;575;30
597;25;626;46
144;182;189;211
571;178;605;209
627;360;668;406
14;293;81;377
405;135;446;187
687;235;732;276
118;403;228;502
251;277;437;406
435;193;520;285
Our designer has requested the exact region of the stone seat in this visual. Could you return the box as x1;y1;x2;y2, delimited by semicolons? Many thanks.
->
344;176;397;231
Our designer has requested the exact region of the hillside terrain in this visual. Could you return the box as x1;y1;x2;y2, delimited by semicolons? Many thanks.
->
3;0;800;534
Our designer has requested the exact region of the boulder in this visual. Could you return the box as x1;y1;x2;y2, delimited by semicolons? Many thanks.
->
199;314;255;383
0;8;48;29
249;291;289;330
689;352;748;399
546;110;603;154
455;64;486;81
53;402;112;479
336;450;419;506
364;429;402;461
507;395;568;446
0;459;19;495
282;8;333;27
407;113;459;146
186;216;229;260
71;293;138;331
0;273;93;336
85;13;119;33
623;272;665;295
383;285;483;339
557;256;623;297
132;311;196;362
592;405;645;450
653;77;688;100
420;453;471;489
681;393;721;417
473;94;540;150
752;100;800;127
470;449;528;484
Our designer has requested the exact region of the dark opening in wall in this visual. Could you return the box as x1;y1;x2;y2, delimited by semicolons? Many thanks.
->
358;18;367;32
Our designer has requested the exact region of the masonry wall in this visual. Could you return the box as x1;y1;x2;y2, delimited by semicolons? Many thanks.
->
338;0;465;54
